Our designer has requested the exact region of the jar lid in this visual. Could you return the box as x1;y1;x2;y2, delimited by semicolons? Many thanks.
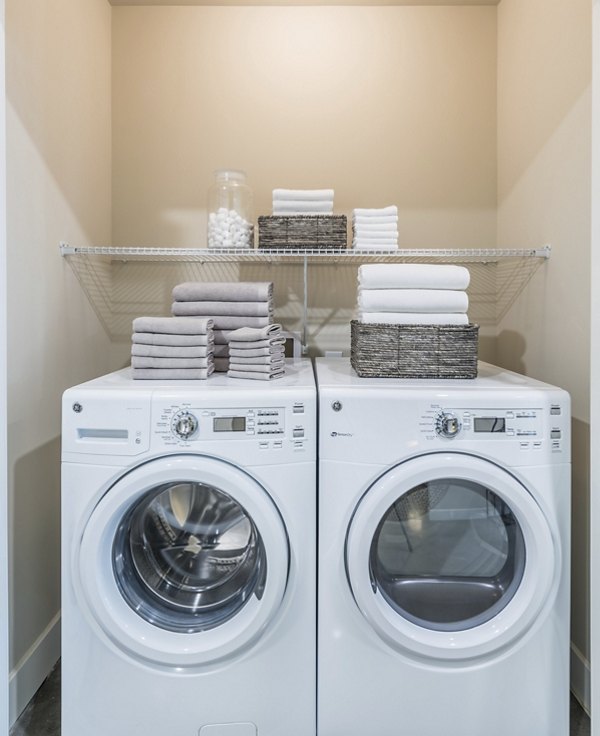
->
214;169;247;182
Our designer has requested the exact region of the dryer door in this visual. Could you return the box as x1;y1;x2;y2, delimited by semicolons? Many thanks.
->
76;455;289;669
345;453;558;661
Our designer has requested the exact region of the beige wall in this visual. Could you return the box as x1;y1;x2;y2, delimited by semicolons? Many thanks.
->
6;0;112;721
111;5;497;357
496;0;592;707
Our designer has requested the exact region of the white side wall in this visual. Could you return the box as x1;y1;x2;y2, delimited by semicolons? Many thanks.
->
496;0;592;710
5;0;112;722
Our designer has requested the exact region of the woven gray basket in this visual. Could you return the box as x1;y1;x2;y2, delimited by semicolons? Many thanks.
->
258;215;347;250
350;321;479;379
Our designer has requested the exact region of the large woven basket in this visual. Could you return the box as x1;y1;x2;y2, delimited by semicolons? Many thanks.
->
258;215;347;250
350;321;479;379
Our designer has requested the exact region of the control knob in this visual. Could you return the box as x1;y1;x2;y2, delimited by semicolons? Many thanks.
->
435;412;461;439
172;411;198;440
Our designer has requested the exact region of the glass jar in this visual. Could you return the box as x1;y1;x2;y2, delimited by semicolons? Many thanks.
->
207;169;254;249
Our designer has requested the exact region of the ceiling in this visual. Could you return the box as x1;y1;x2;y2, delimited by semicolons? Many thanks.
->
109;1;500;6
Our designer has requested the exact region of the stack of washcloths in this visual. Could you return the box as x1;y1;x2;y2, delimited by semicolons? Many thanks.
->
171;282;274;372
131;317;215;379
227;324;286;381
352;206;399;251
272;188;334;215
357;264;470;324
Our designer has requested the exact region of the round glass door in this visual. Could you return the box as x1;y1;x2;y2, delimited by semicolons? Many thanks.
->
345;453;558;661
76;455;289;668
113;481;267;634
369;479;526;632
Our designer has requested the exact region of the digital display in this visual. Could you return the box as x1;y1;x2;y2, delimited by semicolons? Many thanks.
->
474;417;506;433
213;416;246;432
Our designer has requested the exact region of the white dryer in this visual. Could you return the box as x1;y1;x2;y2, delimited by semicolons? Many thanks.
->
61;360;316;736
315;358;570;736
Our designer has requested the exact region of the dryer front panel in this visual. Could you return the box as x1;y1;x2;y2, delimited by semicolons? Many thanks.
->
75;455;289;669
345;453;559;661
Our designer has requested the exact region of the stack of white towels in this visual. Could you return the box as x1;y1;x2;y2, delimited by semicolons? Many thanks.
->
171;282;274;371
272;188;334;216
227;324;286;381
357;264;470;325
131;317;215;380
352;206;399;251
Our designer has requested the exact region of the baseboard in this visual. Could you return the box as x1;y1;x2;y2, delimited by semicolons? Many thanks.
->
9;612;61;726
570;641;591;715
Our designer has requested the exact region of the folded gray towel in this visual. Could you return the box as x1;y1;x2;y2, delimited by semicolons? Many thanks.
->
229;354;284;365
213;344;230;358
132;366;215;380
132;332;214;347
212;323;273;343
227;324;283;342
133;316;214;335
227;369;285;381
228;337;286;351
131;356;213;369
213;357;230;372
201;315;272;330
172;300;273;317
227;361;284;373
229;346;285;358
132;344;214;359
173;282;273;303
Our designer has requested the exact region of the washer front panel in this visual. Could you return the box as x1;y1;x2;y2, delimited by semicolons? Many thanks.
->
76;455;290;668
345;453;558;661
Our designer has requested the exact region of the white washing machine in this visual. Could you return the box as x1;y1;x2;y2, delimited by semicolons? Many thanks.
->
315;358;570;736
61;360;316;736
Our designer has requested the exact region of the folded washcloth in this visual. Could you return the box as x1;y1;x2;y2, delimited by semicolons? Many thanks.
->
228;361;285;373
358;289;468;313
352;244;399;251
229;346;285;358
214;357;230;372
227;324;283;342
227;369;285;381
131;344;214;358
358;264;471;290
132;366;215;380
132;332;214;347
359;312;469;325
272;200;333;214
353;206;398;217
228;354;284;365
273;188;334;201
172;301;273;317
353;215;398;226
172;282;273;303
132;316;213;335
131;356;213;369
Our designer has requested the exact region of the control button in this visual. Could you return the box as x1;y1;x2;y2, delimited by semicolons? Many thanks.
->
435;412;461;439
273;441;283;449
293;428;305;438
506;428;515;436
293;403;305;414
259;442;269;450
246;429;255;435
551;429;562;439
533;442;543;449
550;405;561;415
520;442;530;450
172;411;198;440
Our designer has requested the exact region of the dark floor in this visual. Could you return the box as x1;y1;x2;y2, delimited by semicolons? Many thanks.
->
9;661;591;735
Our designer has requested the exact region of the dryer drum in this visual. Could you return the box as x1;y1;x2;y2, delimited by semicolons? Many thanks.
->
112;481;267;634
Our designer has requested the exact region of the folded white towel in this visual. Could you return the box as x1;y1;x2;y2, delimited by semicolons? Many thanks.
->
273;188;334;201
358;289;469;313
132;332;214;347
353;240;399;248
359;312;469;325
131;344;214;359
353;231;399;240
214;357;230;372
132;366;215;380
172;301;273;317
227;324;283;342
353;215;398;226
229;360;285;372
132;316;213;335
358;264;471;290
131;356;213;369
352;244;399;251
353;206;398;217
172;282;273;303
228;353;285;365
272;200;333;214
353;224;398;234
208;241;251;250
227;369;285;381
229;346;285;358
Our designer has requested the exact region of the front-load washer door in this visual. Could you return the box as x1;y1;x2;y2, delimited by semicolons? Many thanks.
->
345;453;559;662
76;455;289;669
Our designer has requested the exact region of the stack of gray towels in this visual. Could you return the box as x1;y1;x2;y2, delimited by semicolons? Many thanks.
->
227;325;286;381
131;317;215;380
171;281;274;372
